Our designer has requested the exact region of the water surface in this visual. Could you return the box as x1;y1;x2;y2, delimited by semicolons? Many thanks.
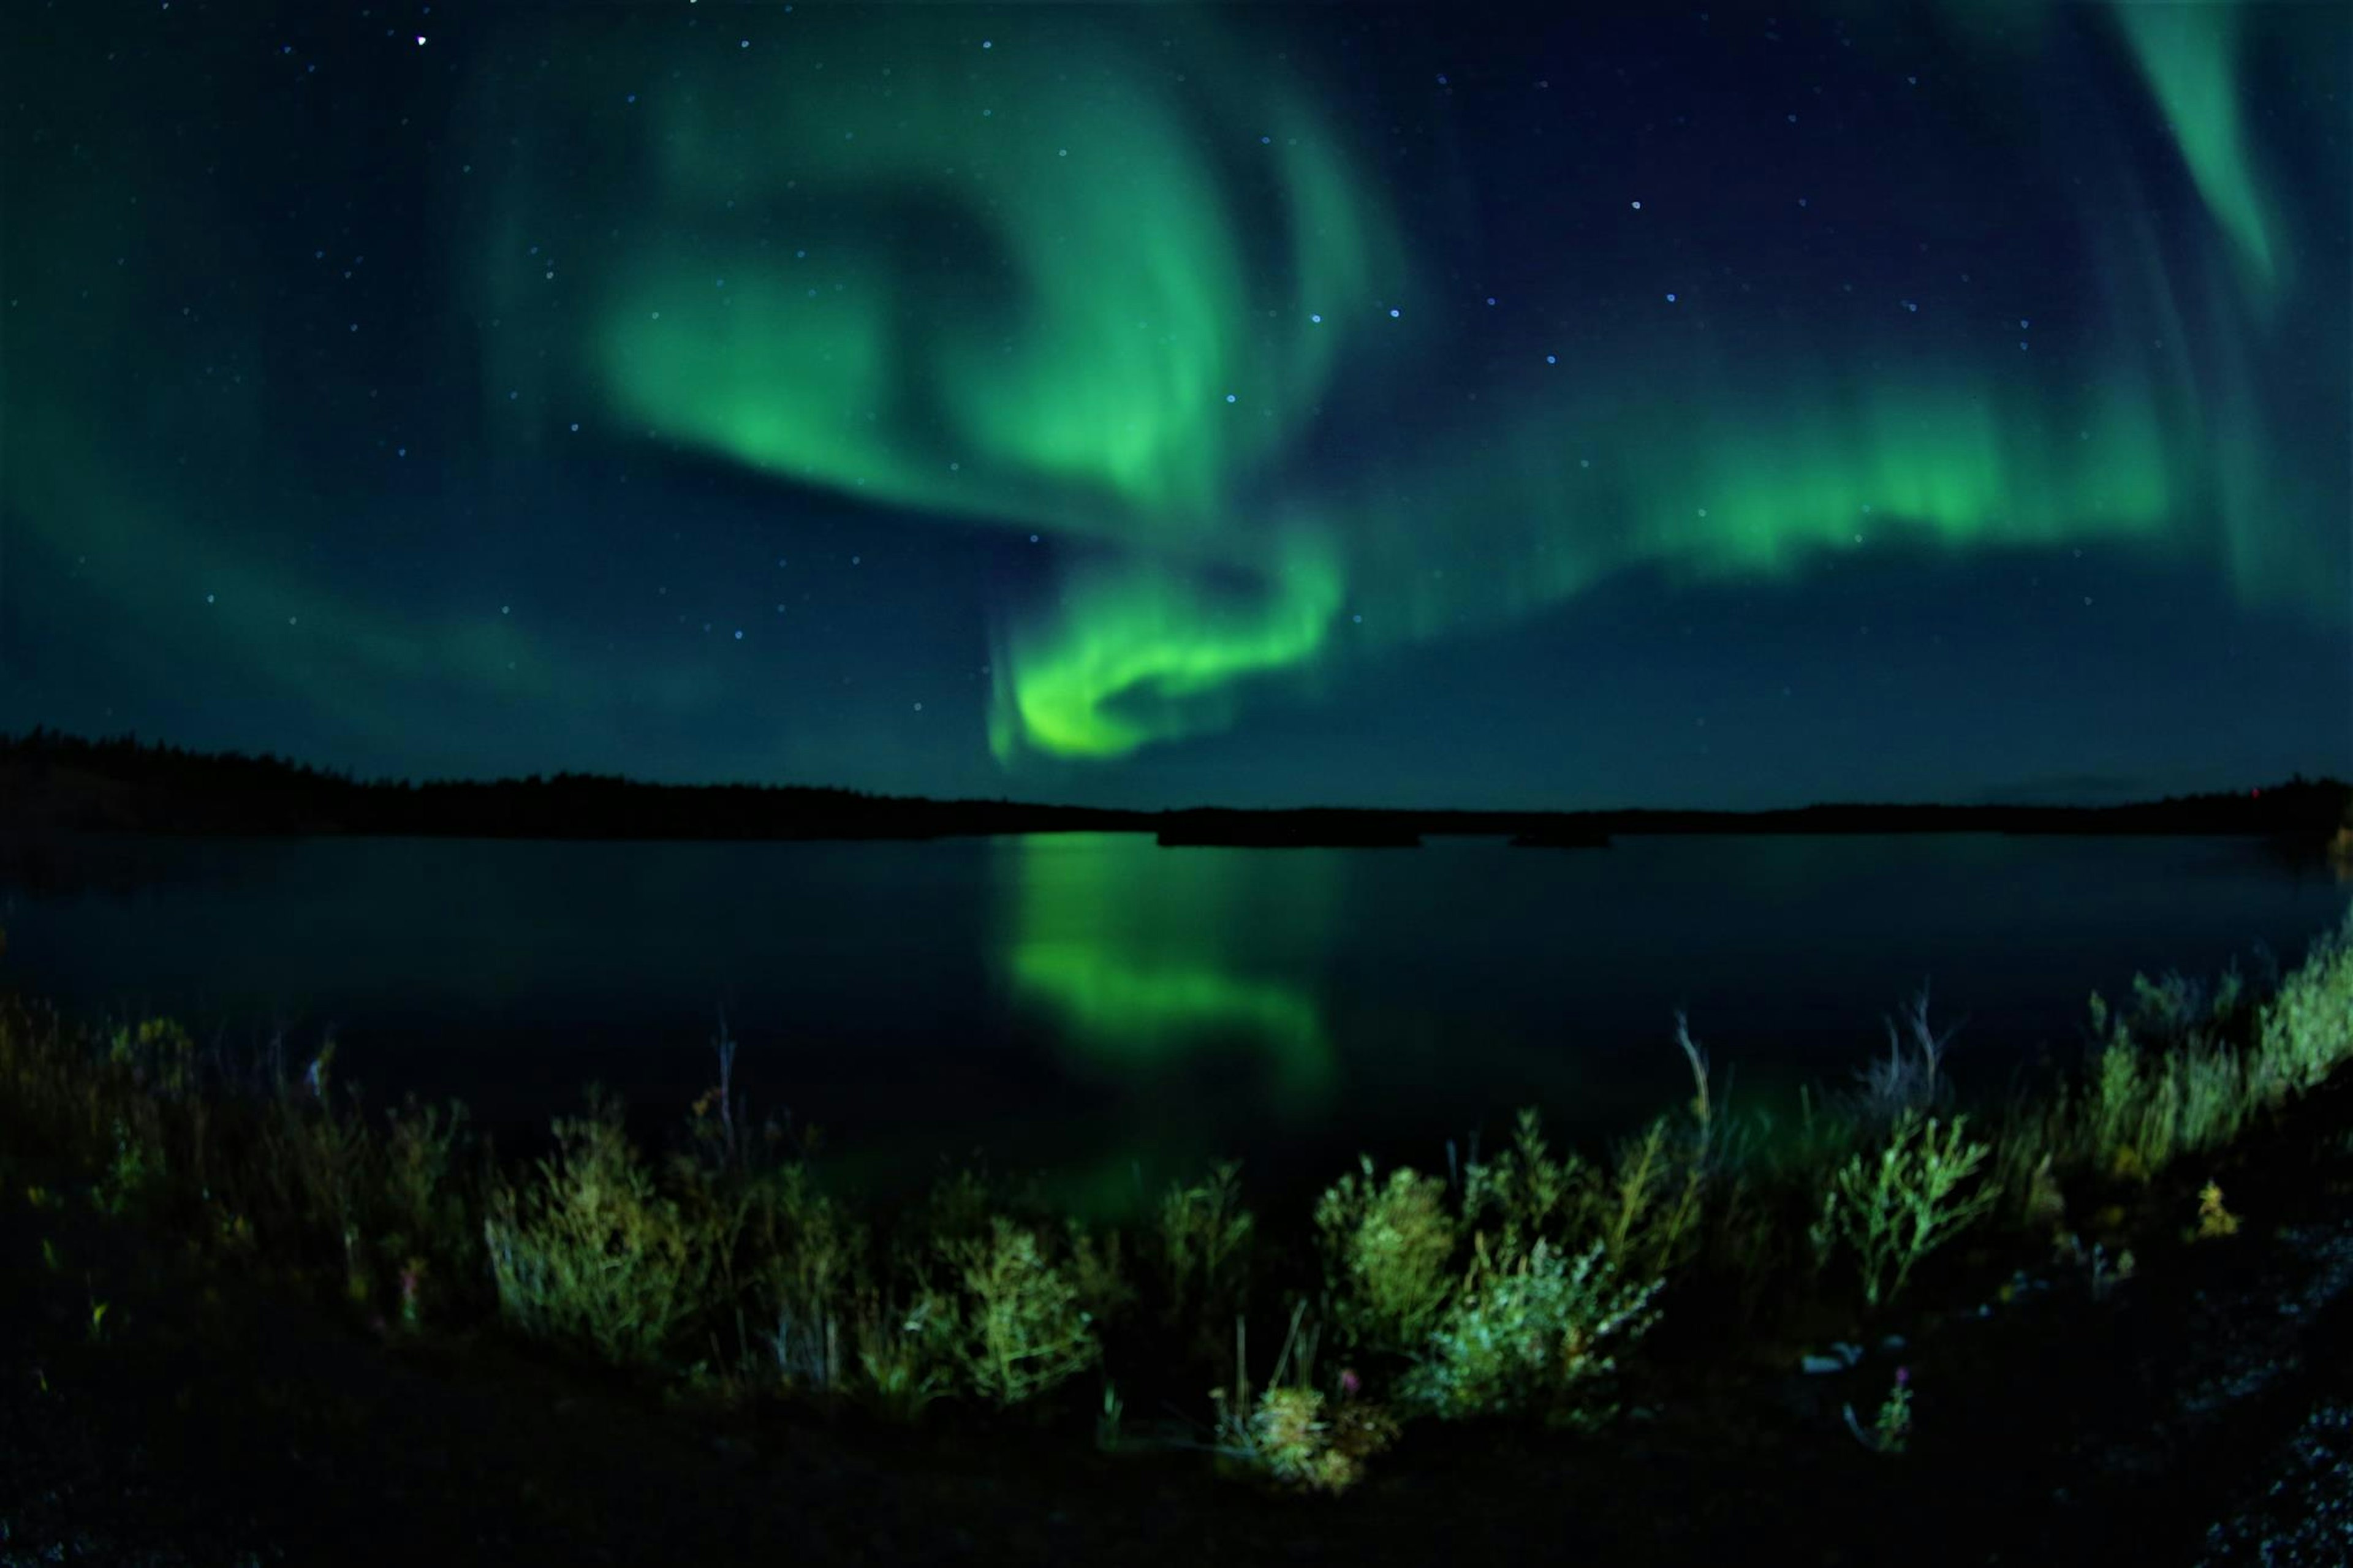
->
1;831;2343;1214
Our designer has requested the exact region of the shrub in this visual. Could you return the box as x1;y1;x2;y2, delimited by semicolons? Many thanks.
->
851;1284;960;1420
936;1216;1101;1406
1235;1383;1400;1494
2195;1180;2241;1240
90;1114;165;1218
1852;987;1958;1134
2249;914;2353;1104
1396;1237;1661;1427
1819;1110;2000;1309
1600;1113;1707;1281
1213;1302;1400;1494
1314;1157;1458;1357
1461;1108;1593;1260
1156;1161;1255;1366
2078;993;2255;1181
741;1163;867;1395
482;1094;713;1368
379;1096;476;1276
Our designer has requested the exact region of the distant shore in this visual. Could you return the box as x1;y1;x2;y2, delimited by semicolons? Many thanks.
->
1;730;2346;849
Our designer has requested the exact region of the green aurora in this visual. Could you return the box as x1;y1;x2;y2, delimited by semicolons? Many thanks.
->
482;2;2333;764
2;2;2341;793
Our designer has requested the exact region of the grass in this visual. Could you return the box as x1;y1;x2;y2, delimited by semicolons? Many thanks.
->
3;902;2352;1496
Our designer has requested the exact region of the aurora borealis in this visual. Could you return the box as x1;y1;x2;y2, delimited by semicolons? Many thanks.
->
2;3;2345;807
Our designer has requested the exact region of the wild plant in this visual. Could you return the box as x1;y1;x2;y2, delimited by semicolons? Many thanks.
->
2249;911;2353;1104
1601;1114;1707;1281
482;1092;714;1368
1314;1157;1458;1357
1396;1236;1661;1428
90;1115;164;1218
1156;1161;1255;1368
1593;1015;1722;1282
2080;1005;2253;1181
934;1215;1102;1406
850;1283;959;1420
1213;1303;1398;1494
1852;987;1959;1135
740;1163;868;1395
1845;1365;1911;1454
1461;1108;1593;1268
1817;1110;2000;1309
2195;1180;2241;1240
378;1095;476;1276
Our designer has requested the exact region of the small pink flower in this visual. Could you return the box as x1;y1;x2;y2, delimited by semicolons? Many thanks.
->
1895;1366;1911;1385
1339;1369;1362;1397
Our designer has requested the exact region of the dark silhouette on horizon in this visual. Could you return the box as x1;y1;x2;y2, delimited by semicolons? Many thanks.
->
1;729;2347;849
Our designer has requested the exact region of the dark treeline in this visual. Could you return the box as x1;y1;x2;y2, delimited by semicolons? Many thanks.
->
1;729;2349;846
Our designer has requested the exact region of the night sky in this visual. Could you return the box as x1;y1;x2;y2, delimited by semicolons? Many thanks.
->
2;2;2347;811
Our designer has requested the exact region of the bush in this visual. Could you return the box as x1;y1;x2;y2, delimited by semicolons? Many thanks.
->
936;1215;1101;1406
1156;1160;1255;1369
1818;1110;1999;1309
1463;1107;1594;1257
379;1095;477;1277
1314;1157;1459;1357
2250;913;2353;1104
743;1163;867;1396
482;1094;713;1368
851;1284;960;1421
1396;1237;1661;1427
1235;1383;1401;1494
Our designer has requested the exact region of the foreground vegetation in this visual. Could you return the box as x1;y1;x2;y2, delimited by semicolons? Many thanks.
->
4;907;2352;1496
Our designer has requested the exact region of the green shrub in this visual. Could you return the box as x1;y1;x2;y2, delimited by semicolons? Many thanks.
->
1599;1113;1708;1281
2251;915;2353;1104
741;1163;867;1395
1232;1383;1400;1494
2080;1023;2253;1182
1819;1110;1999;1309
1396;1237;1661;1427
936;1215;1101;1406
378;1096;476;1275
1211;1301;1399;1494
1462;1107;1593;1266
852;1284;960;1420
90;1115;165;1218
482;1094;713;1367
1156;1160;1254;1366
1314;1157;1459;1357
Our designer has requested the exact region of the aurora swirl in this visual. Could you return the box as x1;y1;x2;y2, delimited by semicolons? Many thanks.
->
2;2;2343;801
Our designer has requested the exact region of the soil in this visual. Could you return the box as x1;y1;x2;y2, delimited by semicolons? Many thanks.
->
7;1086;2353;1567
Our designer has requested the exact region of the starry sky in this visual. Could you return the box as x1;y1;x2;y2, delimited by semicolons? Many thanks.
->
2;2;2347;811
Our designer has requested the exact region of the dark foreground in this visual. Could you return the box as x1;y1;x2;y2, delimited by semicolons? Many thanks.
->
7;1090;2353;1568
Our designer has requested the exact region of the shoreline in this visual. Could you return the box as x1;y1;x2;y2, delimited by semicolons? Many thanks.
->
4;907;2352;1558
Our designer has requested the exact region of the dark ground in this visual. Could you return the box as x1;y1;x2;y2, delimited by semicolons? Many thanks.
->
6;1086;2353;1567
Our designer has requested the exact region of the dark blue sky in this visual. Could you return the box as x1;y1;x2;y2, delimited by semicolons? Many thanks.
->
3;2;2346;809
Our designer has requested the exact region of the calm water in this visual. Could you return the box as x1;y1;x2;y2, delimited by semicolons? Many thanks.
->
1;831;2345;1216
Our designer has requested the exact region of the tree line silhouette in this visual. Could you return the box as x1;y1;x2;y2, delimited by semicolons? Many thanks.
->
2;728;2347;846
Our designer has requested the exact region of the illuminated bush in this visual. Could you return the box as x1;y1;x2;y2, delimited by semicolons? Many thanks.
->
1817;1110;1999;1309
1156;1159;1255;1369
936;1215;1102;1406
1396;1237;1660;1427
743;1164;867;1396
482;1093;714;1368
1232;1383;1400;1494
2251;912;2353;1104
1314;1157;1460;1357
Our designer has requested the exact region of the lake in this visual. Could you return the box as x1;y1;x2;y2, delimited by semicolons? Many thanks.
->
1;831;2344;1218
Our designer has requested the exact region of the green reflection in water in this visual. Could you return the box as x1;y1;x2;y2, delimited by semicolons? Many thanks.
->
998;835;1341;1108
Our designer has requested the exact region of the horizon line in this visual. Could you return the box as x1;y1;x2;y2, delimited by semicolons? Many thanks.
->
5;727;2346;821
